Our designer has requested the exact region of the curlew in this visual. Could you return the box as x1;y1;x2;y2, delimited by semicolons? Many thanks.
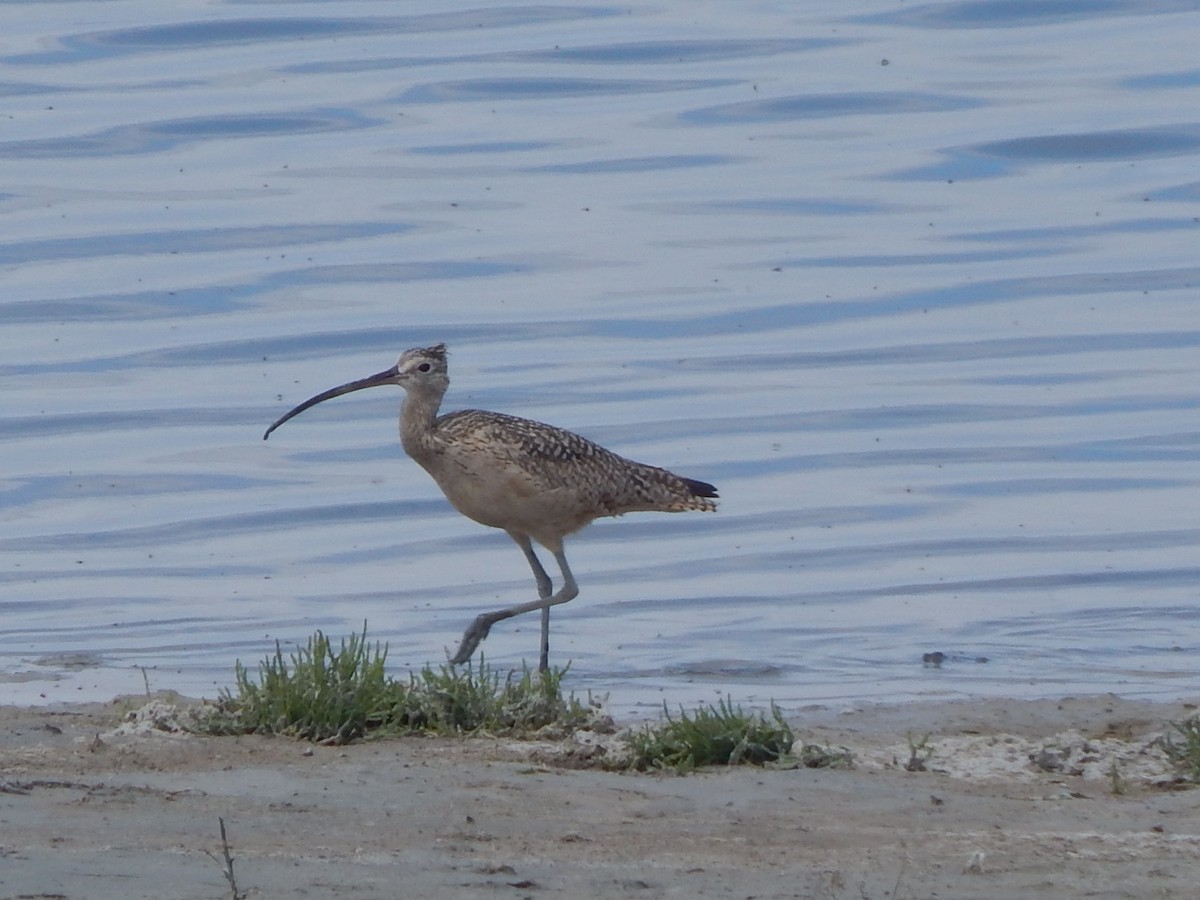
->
264;344;718;671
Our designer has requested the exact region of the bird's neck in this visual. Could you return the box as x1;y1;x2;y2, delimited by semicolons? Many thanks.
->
399;387;444;465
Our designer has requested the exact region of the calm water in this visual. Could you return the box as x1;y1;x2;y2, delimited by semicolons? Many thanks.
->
3;1;1199;717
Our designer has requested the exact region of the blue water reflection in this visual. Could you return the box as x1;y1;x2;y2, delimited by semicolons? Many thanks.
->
2;0;1199;715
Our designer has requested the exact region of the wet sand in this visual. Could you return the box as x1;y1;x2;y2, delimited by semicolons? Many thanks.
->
1;694;1197;899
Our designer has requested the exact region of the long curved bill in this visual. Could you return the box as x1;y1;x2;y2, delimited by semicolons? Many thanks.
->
263;366;398;440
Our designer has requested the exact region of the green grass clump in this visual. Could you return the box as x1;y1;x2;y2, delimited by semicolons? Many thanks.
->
394;658;594;735
1161;715;1200;783
202;624;596;744
626;697;795;773
199;624;816;775
206;625;399;744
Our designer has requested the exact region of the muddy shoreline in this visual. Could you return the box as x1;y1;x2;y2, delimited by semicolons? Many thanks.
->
1;694;1197;899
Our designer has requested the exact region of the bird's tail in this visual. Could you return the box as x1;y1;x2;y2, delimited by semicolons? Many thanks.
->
605;462;718;515
677;477;719;512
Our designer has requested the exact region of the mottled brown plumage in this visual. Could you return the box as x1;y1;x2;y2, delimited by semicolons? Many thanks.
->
264;343;718;670
404;407;716;546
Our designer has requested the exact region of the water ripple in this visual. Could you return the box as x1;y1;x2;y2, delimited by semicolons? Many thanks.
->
678;91;979;124
8;7;618;64
862;0;1200;29
399;77;729;103
0;109;379;159
0;223;412;265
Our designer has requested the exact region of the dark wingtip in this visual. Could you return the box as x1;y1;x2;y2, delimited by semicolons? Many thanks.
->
684;478;718;499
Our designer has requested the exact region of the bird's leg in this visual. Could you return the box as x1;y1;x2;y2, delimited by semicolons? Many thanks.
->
515;536;555;672
509;533;554;670
450;540;577;671
512;532;554;599
539;606;551;673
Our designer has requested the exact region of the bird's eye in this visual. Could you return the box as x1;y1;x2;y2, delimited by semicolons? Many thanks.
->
417;362;431;372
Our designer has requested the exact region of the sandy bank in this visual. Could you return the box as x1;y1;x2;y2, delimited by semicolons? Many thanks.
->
0;694;1197;899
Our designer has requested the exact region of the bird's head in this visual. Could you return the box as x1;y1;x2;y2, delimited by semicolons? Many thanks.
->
393;343;449;389
263;343;449;440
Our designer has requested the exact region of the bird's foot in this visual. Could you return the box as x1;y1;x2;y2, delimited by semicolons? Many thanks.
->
449;614;493;666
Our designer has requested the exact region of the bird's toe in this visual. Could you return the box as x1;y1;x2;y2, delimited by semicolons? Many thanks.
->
449;614;494;665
